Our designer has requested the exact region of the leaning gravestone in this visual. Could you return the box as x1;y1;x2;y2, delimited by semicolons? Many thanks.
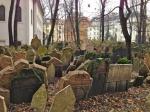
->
57;70;93;100
31;84;47;112
0;87;10;106
50;50;62;60
0;66;16;89
0;96;7;112
0;55;13;71
10;68;44;104
49;85;76;112
31;37;41;50
14;59;29;72
47;63;55;83
13;51;26;62
26;48;36;63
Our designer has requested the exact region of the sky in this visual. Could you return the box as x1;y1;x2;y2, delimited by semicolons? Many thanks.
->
81;0;119;18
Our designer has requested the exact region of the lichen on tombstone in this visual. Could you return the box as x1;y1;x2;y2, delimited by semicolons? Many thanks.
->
37;46;48;57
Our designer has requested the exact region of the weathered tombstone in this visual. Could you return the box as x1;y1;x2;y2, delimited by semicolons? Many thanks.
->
47;63;55;83
0;66;16;89
10;68;44;104
66;64;76;73
0;96;7;112
48;57;63;66
50;85;76;112
57;70;93;100
106;64;132;92
50;50;62;60
133;57;140;73
14;59;29;72
0;88;10;106
13;51;26;62
31;84;47;112
31;37;42;50
26;49;36;63
37;46;47;57
31;63;48;86
0;55;13;71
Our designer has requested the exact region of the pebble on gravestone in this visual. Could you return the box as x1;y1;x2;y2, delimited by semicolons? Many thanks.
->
31;63;48;86
0;87;10;106
14;59;29;72
49;85;76;112
57;70;93;100
0;55;13;71
31;84;47;112
47;63;55;83
31;37;42;50
13;51;26;62
0;66;16;89
0;96;7;112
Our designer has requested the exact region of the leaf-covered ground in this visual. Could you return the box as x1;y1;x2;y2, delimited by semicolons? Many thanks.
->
8;85;150;112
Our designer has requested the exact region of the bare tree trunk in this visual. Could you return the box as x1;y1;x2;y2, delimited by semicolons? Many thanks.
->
47;0;60;46
119;0;132;60
8;0;15;46
14;0;21;47
75;0;80;47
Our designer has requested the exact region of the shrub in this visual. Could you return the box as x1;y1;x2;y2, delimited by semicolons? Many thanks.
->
117;57;131;64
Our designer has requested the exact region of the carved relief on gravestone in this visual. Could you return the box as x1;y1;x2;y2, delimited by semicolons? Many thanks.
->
57;70;93;100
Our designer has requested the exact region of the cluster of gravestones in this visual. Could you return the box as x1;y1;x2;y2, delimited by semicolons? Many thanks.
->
0;37;144;112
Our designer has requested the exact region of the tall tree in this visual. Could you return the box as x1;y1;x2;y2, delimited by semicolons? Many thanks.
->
75;0;80;47
100;0;107;42
119;0;132;60
8;0;15;46
47;0;60;46
14;0;21;47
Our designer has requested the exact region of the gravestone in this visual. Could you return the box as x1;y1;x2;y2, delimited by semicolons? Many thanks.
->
145;93;150;112
57;70;93;100
0;55;13;71
0;96;7;112
14;59;29;72
50;85;75;112
133;57;140;73
13;51;26;62
50;50;62;60
31;37;41;50
10;68;44;104
47;63;55;83
26;49;36;63
31;84;47;112
66;64;76;73
0;66;16;89
0;88;10;106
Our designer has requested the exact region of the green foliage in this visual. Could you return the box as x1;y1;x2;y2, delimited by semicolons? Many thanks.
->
117;57;131;64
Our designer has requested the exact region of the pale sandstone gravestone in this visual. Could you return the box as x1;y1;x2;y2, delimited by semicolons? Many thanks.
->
0;87;10;106
49;85;76;112
0;55;13;71
47;63;55;83
57;70;93;100
26;49;36;63
13;51;26;62
0;66;16;89
0;95;7;112
31;84;47;112
31;36;42;50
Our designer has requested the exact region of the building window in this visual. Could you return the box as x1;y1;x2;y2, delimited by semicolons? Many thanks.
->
31;9;33;24
0;5;5;21
17;6;22;22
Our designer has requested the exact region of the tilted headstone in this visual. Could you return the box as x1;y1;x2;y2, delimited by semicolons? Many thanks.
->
26;49;36;63
48;57;63;66
0;55;13;71
49;85;76;112
13;51;26;62
31;84;47;112
50;50;62;60
0;87;10;106
47;63;55;83
0;95;7;112
57;70;93;100
0;66;16;89
31;37;42;50
14;59;29;72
